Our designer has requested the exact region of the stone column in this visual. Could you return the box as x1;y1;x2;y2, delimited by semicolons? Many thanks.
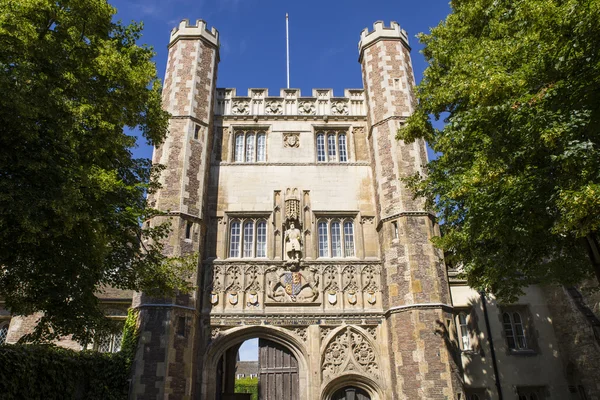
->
359;21;463;399
129;19;219;400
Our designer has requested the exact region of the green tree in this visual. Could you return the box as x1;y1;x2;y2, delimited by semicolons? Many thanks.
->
399;0;600;300
0;0;193;342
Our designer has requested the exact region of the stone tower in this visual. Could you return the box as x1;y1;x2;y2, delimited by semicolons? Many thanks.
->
359;21;462;398
130;19;219;399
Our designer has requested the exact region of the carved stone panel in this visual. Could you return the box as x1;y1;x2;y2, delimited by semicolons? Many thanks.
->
283;133;300;148
322;327;380;382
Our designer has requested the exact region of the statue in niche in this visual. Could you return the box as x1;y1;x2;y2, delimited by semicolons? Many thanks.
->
285;220;302;262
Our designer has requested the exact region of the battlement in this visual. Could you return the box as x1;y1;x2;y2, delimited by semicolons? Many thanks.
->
169;19;219;48
358;21;409;56
214;88;366;117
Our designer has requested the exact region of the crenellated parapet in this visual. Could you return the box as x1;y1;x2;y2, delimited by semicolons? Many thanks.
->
169;18;219;48
358;21;409;61
214;88;366;117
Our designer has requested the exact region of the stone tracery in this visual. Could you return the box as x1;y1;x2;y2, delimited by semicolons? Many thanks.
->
321;326;380;381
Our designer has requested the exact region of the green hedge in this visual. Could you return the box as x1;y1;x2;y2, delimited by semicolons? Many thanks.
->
235;377;258;400
0;309;139;400
0;344;129;399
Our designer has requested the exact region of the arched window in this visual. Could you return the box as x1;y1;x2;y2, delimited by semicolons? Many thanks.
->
343;221;355;257
503;311;528;350
316;131;349;162
235;134;244;162
229;221;241;258
327;133;337;161
229;219;267;258
316;133;326;162
458;312;471;350
318;221;329;257
243;221;254;257
330;221;342;257
234;131;267;162
256;133;266;162
256;221;267;257
317;219;356;258
338;133;348;162
245;133;255;162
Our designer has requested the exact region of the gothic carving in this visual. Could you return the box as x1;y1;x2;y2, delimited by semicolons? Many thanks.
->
206;265;223;292
331;102;349;115
226;266;242;291
360;216;374;225
362;265;378;292
245;266;261;291
298;101;316;115
364;326;377;340
342;266;359;292
265;101;283;115
322;327;379;381
323;266;339;291
285;326;308;342
283;132;300;148
320;326;334;342
232;100;250;115
266;266;319;303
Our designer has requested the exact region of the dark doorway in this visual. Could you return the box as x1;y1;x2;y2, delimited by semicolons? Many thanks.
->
331;386;371;400
258;338;299;400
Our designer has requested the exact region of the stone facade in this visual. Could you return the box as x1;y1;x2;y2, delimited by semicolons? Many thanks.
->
3;19;600;400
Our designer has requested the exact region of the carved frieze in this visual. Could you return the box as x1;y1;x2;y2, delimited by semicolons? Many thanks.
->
265;101;283;115
206;262;381;309
231;100;250;115
331;101;349;115
298;101;316;115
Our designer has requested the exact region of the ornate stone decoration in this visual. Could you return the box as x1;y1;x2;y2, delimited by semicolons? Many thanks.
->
320;326;334;342
285;326;308;342
245;266;261;291
211;327;221;340
343;266;359;292
265;266;319;303
322;327;379;381
283;132;300;148
364;326;377;340
284;188;301;221
331;101;349;115
298;101;316;115
232;100;250;115
265;101;283;115
226;266;242;291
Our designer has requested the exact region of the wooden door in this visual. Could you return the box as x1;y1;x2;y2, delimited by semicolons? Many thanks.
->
331;387;371;400
258;338;299;400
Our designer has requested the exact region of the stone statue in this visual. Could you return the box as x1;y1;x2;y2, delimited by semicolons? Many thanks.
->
284;221;302;261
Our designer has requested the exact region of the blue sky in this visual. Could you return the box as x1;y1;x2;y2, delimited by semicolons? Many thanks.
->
111;0;452;160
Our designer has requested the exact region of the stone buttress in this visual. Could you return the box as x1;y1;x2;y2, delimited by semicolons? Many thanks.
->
359;21;463;399
130;20;219;400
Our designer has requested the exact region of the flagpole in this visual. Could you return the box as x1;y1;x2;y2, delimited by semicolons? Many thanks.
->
286;13;290;89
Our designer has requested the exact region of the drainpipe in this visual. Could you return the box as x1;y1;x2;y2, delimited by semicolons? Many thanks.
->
480;291;503;400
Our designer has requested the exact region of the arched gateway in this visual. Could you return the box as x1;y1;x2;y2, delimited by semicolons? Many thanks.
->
129;19;462;400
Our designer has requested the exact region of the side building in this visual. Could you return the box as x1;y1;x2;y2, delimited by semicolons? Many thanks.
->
2;19;599;400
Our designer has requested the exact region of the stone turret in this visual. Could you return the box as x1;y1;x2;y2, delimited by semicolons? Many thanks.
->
359;21;463;399
130;18;220;400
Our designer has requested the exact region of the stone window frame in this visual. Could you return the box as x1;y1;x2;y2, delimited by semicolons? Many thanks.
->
457;310;472;351
315;129;350;163
498;305;538;355
227;215;270;259
454;307;482;353
233;128;268;163
82;319;126;353
314;213;358;259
